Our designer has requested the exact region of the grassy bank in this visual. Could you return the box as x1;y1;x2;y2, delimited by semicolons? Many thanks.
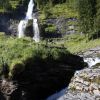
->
63;34;100;54
0;33;69;75
0;32;99;76
45;34;100;54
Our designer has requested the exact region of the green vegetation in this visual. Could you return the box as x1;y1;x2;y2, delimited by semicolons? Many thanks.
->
66;37;100;54
39;3;78;20
48;33;100;54
0;0;21;12
38;2;78;35
95;0;100;35
78;0;96;37
0;0;99;51
0;33;69;76
45;24;56;33
9;0;21;9
0;0;100;78
37;0;99;39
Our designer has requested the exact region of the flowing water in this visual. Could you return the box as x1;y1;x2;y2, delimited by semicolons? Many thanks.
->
26;0;34;19
18;20;28;38
33;18;40;42
84;57;100;67
18;0;40;42
46;88;67;100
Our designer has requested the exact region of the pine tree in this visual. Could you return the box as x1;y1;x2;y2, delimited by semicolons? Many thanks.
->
95;0;100;37
78;0;96;37
0;0;9;9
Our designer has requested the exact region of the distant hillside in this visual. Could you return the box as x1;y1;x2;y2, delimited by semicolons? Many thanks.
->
0;0;29;12
0;0;76;13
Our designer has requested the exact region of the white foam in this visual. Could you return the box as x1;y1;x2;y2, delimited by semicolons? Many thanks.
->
84;57;100;67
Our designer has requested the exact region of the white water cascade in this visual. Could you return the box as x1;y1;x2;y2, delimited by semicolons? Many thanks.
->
26;0;34;19
18;20;28;38
84;57;100;67
33;18;40;42
18;0;40;42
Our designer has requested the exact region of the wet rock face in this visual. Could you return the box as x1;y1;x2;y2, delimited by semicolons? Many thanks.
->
45;18;78;35
0;80;21;100
0;13;24;36
0;14;10;34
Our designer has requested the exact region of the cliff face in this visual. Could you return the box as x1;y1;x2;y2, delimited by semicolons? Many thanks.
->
43;17;78;37
0;12;25;36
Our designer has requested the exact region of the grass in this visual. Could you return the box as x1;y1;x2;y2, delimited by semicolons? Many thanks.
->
0;32;100;77
45;24;57;33
65;37;100;54
0;33;70;76
46;33;100;54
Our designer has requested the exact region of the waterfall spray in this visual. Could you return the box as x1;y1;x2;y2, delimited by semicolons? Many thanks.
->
18;0;40;42
18;20;28;38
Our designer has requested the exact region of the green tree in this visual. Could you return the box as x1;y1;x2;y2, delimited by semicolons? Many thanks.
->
78;0;96;38
95;0;100;38
35;0;67;9
0;0;10;9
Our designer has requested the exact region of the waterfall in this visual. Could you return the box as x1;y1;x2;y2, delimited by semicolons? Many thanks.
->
26;0;34;19
18;0;40;42
33;19;40;42
18;20;28;38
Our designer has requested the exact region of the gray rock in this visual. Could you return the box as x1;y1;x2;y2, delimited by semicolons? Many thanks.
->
64;60;100;100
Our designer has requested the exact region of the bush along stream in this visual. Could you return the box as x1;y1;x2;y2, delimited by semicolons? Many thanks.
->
0;38;86;100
